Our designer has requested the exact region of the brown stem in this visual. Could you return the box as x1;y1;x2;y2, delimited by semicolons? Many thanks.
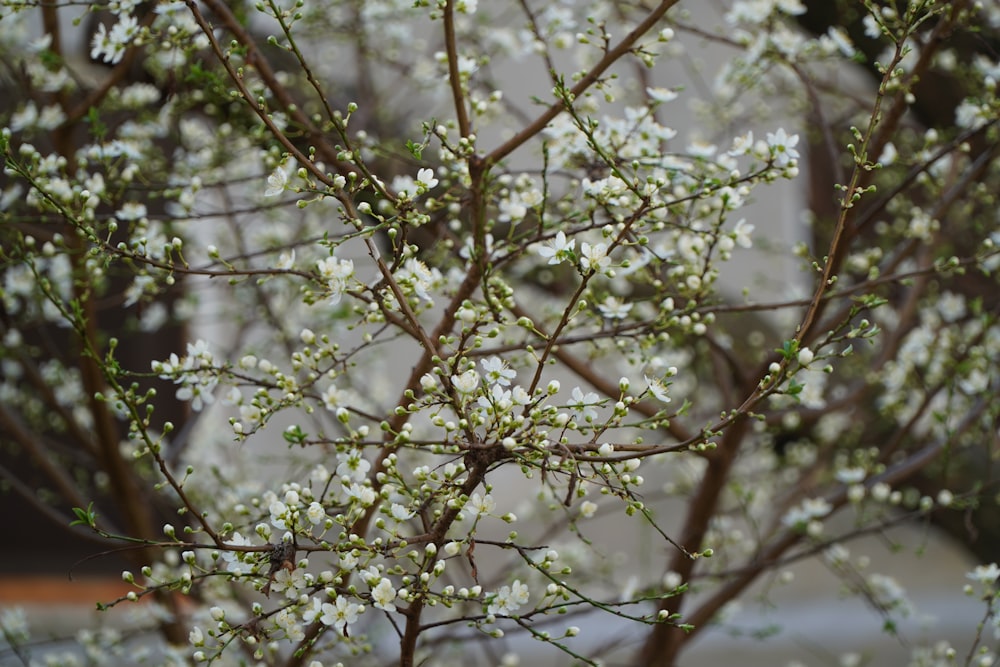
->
507;301;694;444
684;403;985;640
0;404;107;531
485;0;682;167
635;414;751;666
398;451;506;666
194;0;357;180
443;0;471;139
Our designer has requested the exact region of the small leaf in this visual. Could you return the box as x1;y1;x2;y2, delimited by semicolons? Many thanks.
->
70;502;97;528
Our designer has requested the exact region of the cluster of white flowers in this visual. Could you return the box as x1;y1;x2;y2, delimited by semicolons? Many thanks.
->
152;340;219;411
90;14;140;65
2;0;999;665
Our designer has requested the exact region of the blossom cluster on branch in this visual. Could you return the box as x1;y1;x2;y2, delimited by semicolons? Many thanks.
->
1;1;1000;666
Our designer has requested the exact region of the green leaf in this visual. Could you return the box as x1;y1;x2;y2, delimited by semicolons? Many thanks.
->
405;140;423;160
70;502;97;528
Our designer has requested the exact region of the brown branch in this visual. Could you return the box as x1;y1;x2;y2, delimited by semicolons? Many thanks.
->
484;0;682;167
443;0;471;139
636;413;752;666
0;404;108;532
680;400;986;648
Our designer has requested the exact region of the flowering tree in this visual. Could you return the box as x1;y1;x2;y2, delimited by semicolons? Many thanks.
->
2;0;1000;666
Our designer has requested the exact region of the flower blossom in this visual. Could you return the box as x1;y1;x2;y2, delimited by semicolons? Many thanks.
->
487;580;530;616
470;492;496;516
477;384;513;414
569;386;600;423
336;448;371;481
320;596;362;635
90;14;139;65
452;368;480;394
371;578;398;612
263;165;288;197
733;219;754;248
536;231;575;265
644;375;671;403
967;563;1000;586
597;296;632;320
766;128;800;167
220;532;254;574
481;356;516;386
415;167;439;192
579;241;611;274
782;496;831;527
315;256;354;305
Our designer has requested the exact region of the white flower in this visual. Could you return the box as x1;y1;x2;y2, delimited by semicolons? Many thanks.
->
334;450;369;482
728;131;754;156
452;368;481;394
937;291;966;322
302;597;324;623
825;544;850;565
322;383;346;411
390;503;414;521
347;483;377;506
221;532;254;574
0;608;28;642
420;372;438;391
955;100;990;130
90;14;139;65
733;219;754;248
477;384;513;414
579;500;597;518
766;128;800;167
264;165;288;197
371;578;398;612
269;500;293;530
273;608;304;641
824;26;855;57
862;14;882;39
644;375;671;403
9;103;39;132
481;356;516;386
315;256;354;304
390;174;417;197
239;404;262;426
579;241;611;273
487;580;529;616
782;496;832;527
967;563;1000;586
536;231;575;265
597;296;632;320
867;573;912;616
498;192;529;223
37;105;67;130
569;386;600;423
797;347;814;366
835;467;866;484
270;567;309;599
174;382;215;412
306;502;327;525
470;493;496;516
400;258;439;302
320;596;362;635
646;86;678;103
415;167;439;192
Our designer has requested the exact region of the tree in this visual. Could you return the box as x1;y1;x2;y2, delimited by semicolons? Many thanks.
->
1;0;999;665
